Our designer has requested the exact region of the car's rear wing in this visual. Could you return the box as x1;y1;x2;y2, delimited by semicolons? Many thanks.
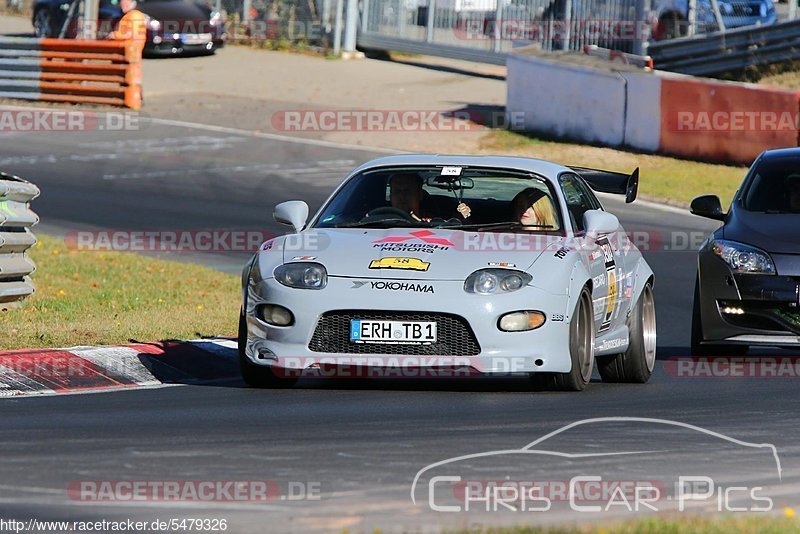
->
567;166;639;204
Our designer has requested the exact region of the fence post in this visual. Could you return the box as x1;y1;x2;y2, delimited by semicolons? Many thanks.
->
687;0;696;37
242;0;252;22
343;0;359;51
562;0;572;50
333;0;344;54
426;0;435;42
492;0;503;52
361;0;370;32
708;0;725;32
634;0;650;55
81;0;99;39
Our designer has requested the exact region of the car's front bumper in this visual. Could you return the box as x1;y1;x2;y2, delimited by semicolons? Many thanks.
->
144;36;224;56
243;275;573;374
698;250;800;347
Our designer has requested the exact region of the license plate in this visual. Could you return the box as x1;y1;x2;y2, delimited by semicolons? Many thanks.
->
182;33;212;44
350;319;437;344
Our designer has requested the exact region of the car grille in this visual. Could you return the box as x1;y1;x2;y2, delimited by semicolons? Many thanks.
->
308;310;481;356
730;2;761;16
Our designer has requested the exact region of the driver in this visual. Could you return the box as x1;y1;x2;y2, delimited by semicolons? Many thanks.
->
389;173;471;222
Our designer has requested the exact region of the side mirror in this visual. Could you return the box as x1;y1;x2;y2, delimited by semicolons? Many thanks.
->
690;195;725;221
583;209;620;238
274;200;308;232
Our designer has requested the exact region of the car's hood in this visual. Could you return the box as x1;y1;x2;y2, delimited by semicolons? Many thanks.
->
725;209;800;254
278;228;559;280
140;1;210;23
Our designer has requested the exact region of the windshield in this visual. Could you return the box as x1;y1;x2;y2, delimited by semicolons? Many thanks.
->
313;166;563;232
742;159;800;213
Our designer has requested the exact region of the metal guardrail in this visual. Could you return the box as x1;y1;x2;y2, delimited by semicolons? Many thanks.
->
357;32;507;63
0;173;39;307
0;37;142;109
648;17;800;76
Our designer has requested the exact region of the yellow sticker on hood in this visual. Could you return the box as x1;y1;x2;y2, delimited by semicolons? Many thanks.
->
369;257;430;272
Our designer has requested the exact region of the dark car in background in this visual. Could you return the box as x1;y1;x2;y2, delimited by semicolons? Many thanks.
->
652;0;776;40
32;0;226;56
690;148;800;355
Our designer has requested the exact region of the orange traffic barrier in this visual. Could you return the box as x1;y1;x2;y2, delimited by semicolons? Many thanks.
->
0;37;142;109
659;76;800;164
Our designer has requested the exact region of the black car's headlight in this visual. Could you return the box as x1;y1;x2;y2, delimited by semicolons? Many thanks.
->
274;262;327;289
710;239;775;274
144;15;160;31
464;269;532;294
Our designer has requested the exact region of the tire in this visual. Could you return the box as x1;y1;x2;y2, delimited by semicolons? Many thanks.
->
33;8;56;38
690;275;748;356
238;313;297;388
598;283;656;383
532;287;594;392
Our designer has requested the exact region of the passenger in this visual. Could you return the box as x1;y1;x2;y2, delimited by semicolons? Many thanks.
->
511;188;559;229
389;173;471;221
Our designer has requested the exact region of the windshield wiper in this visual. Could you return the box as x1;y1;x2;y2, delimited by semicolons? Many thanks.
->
437;221;555;230
334;218;422;228
765;209;800;214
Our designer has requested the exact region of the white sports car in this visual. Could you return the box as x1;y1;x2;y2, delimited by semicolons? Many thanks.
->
239;155;656;391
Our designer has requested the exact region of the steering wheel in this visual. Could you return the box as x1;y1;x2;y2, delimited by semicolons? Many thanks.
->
363;206;417;222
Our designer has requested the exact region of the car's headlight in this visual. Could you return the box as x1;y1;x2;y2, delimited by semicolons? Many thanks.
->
274;262;327;289
144;15;161;31
464;268;532;294
210;10;222;25
710;239;775;274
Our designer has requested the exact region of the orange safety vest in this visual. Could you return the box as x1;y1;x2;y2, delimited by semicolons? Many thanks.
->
109;9;147;57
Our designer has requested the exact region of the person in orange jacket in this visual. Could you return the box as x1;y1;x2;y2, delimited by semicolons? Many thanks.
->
104;0;147;58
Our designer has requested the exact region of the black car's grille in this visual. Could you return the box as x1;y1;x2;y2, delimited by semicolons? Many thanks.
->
308;310;481;356
731;2;761;16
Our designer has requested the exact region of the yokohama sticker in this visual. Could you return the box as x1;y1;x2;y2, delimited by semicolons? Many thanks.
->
351;280;434;293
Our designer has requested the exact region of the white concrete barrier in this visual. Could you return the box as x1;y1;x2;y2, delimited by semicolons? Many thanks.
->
507;53;627;146
620;70;661;153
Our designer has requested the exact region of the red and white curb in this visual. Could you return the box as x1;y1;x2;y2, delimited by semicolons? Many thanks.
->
0;339;238;397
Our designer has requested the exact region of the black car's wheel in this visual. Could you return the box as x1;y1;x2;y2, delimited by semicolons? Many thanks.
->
598;283;656;383
238;313;297;388
532;287;594;391
690;275;748;356
33;8;57;38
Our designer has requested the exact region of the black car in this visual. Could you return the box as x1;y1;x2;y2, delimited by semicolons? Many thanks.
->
32;0;225;56
690;148;800;355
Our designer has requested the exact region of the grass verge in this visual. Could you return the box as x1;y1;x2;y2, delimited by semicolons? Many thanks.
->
1;235;240;350
479;130;747;207
463;515;799;533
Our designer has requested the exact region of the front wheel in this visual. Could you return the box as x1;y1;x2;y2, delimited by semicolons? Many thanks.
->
238;313;297;388
598;283;656;383
531;287;594;391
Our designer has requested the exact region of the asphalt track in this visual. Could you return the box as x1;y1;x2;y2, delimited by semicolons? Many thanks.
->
1;115;799;533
